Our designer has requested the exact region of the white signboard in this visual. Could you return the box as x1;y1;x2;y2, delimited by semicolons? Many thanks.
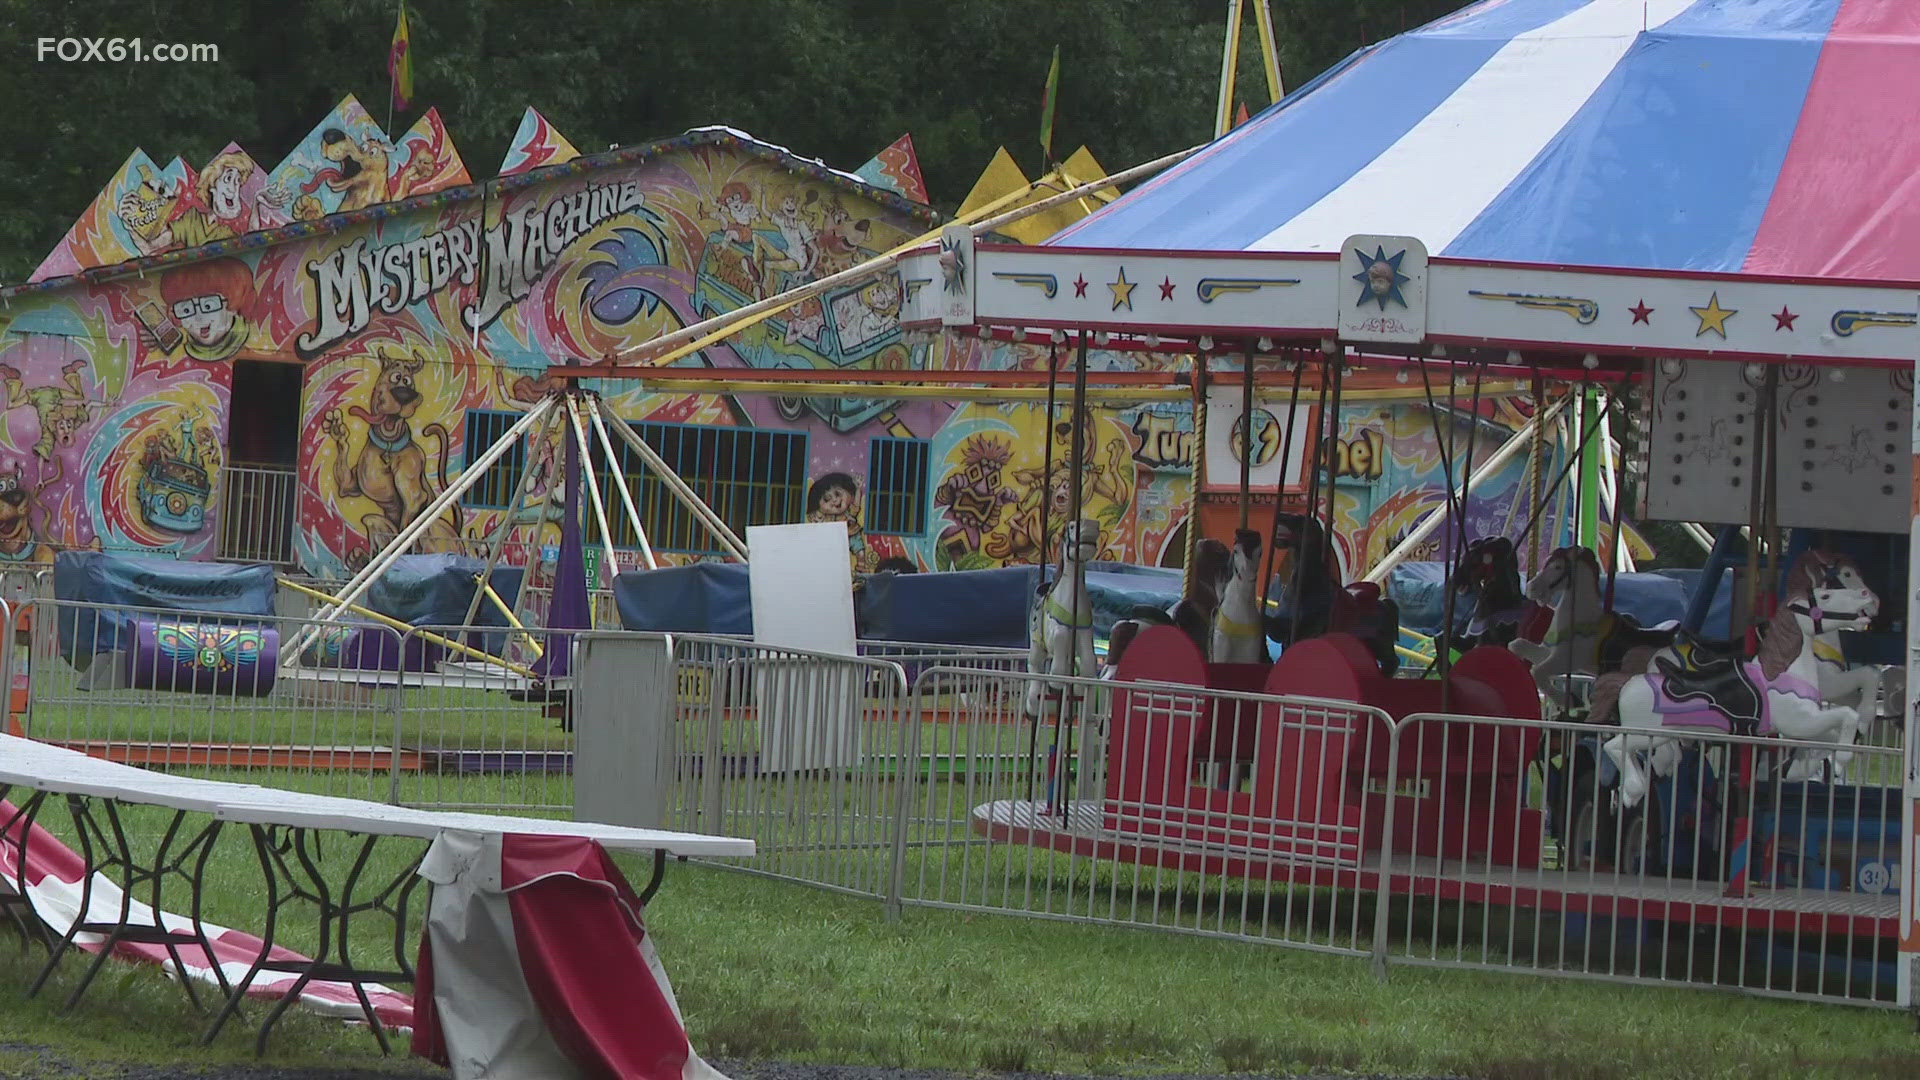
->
1643;359;1911;534
748;522;861;772
1201;383;1314;494
1337;234;1428;345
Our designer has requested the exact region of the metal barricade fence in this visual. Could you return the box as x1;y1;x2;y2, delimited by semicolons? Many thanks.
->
896;664;1400;956
394;623;580;813
642;633;913;902
8;594;1911;1010
18;597;403;803
1384;710;1905;1007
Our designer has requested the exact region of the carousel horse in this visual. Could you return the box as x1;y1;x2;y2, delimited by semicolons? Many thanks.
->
1593;574;1875;808
1211;528;1269;663
1508;545;1675;698
1435;536;1528;654
1264;512;1401;674
1100;619;1140;679
1783;547;1894;720
1129;537;1231;658
1025;518;1100;718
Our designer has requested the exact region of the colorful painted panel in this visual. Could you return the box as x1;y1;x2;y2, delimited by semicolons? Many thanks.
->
499;107;581;177
5;131;1586;582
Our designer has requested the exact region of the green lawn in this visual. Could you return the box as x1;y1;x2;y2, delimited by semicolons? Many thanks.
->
3;855;1917;1080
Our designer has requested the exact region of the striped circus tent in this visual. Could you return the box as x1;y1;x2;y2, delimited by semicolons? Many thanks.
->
1055;0;1920;281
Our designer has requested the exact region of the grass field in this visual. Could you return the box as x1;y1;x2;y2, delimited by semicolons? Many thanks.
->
4;648;1915;1075
3;856;1919;1080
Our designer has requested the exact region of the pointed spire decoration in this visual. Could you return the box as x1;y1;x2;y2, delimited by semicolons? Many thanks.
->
499;107;580;177
391;107;472;198
264;94;393;222
853;134;929;204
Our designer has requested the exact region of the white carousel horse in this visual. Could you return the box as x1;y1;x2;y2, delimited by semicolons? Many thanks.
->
1599;580;1875;809
1211;528;1268;664
1025;518;1100;718
1786;548;1891;718
1779;547;1897;780
1510;545;1676;708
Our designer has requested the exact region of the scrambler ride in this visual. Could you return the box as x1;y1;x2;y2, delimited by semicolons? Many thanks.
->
902;228;1918;1001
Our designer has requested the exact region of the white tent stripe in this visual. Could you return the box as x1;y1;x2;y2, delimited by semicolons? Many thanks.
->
1249;0;1695;254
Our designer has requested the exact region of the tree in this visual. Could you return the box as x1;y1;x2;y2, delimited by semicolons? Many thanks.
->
0;0;1470;283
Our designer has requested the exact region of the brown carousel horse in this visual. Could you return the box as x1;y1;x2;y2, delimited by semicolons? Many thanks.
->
1265;512;1400;675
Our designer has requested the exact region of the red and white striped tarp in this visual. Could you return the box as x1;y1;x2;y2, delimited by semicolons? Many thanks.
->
0;797;415;1028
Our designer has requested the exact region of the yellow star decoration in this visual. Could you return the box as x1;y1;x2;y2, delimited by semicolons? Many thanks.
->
1108;266;1136;312
1690;292;1737;339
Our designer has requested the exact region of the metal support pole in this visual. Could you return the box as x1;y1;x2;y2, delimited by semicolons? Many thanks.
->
1215;0;1247;138
1238;347;1254;530
599;407;749;561
286;394;556;663
565;393;625;587
459;403;565;630
586;401;658;570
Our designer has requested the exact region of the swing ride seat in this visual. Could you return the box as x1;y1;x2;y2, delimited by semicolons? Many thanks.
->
1105;626;1544;868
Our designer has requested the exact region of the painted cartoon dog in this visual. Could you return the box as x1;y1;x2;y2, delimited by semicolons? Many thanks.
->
0;463;51;565
323;348;462;562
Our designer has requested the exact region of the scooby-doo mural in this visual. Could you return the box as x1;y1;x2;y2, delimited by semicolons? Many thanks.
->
1;96;1549;578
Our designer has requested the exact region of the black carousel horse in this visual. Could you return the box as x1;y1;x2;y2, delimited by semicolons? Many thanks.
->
1264;512;1401;675
1433;536;1529;656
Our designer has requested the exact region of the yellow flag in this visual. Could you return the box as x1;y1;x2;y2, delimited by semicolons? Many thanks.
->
389;3;414;110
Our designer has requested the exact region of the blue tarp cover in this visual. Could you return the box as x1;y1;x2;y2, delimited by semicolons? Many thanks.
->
1388;561;1735;640
613;563;755;637
54;551;278;664
362;553;523;629
860;566;1042;648
613;562;1190;647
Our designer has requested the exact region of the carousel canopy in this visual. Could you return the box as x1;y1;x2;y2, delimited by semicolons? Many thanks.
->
1055;0;1920;280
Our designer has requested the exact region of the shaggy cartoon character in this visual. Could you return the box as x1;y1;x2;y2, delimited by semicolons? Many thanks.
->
117;151;290;254
0;359;96;461
323;348;462;561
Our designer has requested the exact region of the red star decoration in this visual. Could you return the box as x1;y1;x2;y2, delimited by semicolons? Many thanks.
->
1158;276;1176;301
1628;300;1653;325
1772;306;1798;331
1072;274;1088;298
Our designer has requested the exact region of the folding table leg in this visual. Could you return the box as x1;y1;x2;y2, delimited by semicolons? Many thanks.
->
56;798;224;1013
203;825;423;1058
202;823;291;1045
28;794;95;998
0;785;53;955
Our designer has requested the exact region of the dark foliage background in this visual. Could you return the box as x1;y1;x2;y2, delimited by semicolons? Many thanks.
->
0;0;1467;282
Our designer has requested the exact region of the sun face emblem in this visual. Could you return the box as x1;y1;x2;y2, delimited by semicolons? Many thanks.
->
939;236;969;296
1351;245;1410;310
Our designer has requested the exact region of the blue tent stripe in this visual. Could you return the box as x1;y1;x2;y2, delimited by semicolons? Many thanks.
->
1053;0;1597;252
1443;0;1842;270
